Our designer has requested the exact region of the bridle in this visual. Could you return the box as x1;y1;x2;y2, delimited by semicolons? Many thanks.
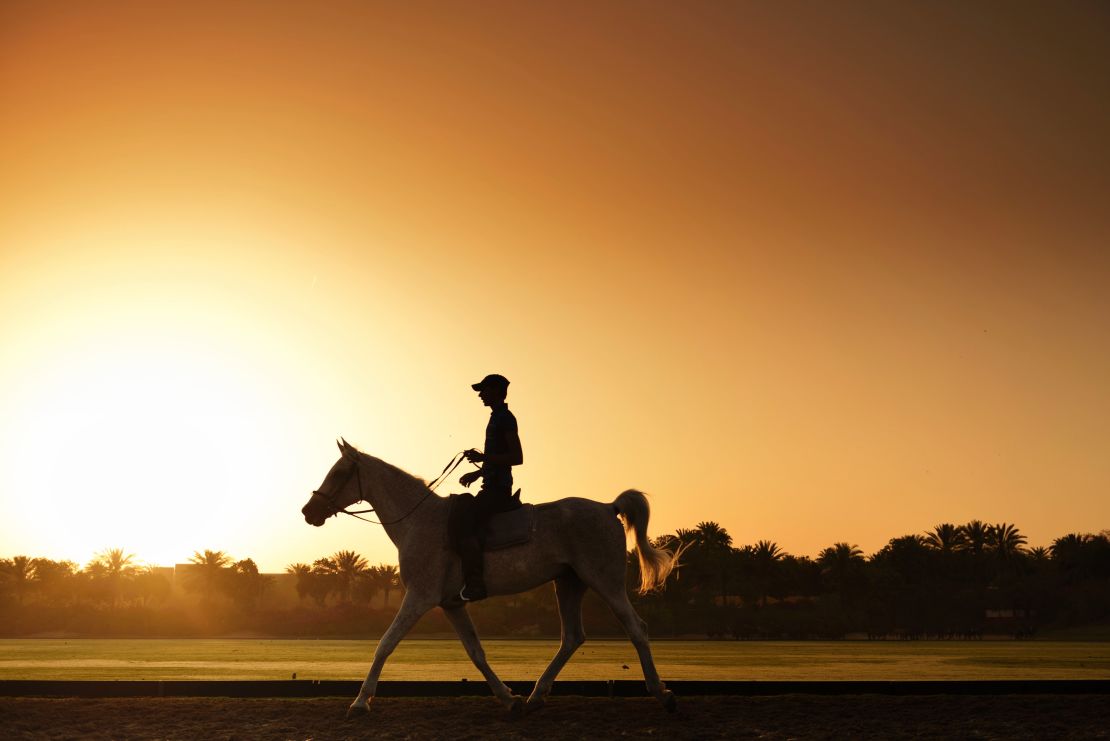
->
309;451;470;526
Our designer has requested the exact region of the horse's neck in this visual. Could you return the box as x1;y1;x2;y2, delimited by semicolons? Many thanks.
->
356;456;432;546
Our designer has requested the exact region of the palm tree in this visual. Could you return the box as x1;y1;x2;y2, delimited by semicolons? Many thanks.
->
330;550;369;604
0;556;36;605
1050;533;1092;580
311;557;340;605
229;558;268;609
924;524;967;553
93;548;137;575
962;520;990;555
818;543;864;604
988;523;1027;558
285;563;314;603
752;540;783;562
818;543;863;572
1050;533;1091;561
694;522;733;602
751;540;783;607
372;564;400;607
695;521;733;549
89;548;138;607
187;550;232;602
673;528;698;548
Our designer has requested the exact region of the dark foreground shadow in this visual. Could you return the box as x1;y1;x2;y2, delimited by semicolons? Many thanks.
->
3;695;1110;740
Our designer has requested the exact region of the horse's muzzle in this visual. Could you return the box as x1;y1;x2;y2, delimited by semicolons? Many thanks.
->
301;500;328;527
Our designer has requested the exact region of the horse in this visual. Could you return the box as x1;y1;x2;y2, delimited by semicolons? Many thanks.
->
300;439;680;718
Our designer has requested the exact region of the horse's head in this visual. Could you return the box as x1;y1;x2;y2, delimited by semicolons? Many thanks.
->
302;439;364;527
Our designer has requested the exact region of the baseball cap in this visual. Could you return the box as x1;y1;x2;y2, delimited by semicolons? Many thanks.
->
471;374;510;391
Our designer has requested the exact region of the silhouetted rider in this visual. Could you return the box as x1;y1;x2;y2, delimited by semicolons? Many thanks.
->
452;373;523;602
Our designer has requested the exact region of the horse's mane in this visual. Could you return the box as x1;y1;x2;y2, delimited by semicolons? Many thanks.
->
348;444;429;489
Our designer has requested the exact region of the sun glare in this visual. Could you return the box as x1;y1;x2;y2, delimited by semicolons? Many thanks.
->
1;325;293;567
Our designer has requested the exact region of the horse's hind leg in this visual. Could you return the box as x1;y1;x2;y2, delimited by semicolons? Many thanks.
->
594;585;676;712
526;573;587;712
442;605;522;714
348;592;433;718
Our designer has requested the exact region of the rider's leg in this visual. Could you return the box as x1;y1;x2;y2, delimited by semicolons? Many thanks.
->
460;487;509;599
457;534;486;599
448;494;486;600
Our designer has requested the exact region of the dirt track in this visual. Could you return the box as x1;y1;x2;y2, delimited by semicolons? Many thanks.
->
2;695;1108;740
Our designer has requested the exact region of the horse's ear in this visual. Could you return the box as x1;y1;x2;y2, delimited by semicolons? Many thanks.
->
338;438;356;460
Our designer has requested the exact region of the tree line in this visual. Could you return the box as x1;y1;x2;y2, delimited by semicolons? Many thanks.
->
632;521;1110;639
284;551;401;608
0;548;401;609
2;520;1109;639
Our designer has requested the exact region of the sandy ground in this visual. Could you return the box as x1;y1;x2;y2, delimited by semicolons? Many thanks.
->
1;695;1108;740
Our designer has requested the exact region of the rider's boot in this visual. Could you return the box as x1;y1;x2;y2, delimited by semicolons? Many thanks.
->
458;536;488;602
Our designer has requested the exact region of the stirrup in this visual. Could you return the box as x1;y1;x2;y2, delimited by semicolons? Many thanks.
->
459;584;487;602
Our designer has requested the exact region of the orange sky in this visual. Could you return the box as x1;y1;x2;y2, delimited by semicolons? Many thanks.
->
2;1;1108;572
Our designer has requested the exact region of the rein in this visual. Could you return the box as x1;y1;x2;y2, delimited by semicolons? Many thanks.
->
313;451;472;527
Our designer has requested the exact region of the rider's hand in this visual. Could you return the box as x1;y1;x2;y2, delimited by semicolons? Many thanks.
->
459;470;481;488
463;448;485;463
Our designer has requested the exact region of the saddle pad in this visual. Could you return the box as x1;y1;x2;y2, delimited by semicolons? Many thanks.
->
484;503;536;551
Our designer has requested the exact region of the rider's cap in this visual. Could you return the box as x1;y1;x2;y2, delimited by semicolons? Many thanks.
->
471;373;510;391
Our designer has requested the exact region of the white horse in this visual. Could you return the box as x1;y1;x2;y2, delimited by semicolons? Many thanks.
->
301;440;680;717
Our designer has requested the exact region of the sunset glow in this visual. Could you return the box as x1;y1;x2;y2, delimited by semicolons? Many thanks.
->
2;1;1108;571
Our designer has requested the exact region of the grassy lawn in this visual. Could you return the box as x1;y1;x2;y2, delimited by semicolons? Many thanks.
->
1;639;1109;681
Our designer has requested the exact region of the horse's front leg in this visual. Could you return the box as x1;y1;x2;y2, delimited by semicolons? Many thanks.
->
443;605;523;716
348;591;434;718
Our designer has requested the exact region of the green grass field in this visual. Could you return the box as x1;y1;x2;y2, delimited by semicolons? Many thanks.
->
1;639;1109;681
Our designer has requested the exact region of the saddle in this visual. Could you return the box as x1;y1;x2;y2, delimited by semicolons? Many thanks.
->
447;491;536;551
484;501;535;550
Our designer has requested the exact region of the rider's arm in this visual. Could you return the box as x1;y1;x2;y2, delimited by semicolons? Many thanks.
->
461;432;520;486
465;428;523;468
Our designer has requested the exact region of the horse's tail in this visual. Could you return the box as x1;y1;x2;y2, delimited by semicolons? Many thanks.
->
612;489;681;594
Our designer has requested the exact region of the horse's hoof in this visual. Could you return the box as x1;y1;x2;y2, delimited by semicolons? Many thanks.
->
525;697;546;715
346;704;370;720
508;696;525;720
661;689;677;713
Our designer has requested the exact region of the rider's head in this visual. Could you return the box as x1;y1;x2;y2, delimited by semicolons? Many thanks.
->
471;373;509;406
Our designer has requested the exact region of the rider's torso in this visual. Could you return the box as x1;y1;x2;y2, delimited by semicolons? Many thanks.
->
483;403;516;490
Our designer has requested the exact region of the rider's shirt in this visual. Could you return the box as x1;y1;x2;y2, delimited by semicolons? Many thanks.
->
482;402;517;493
